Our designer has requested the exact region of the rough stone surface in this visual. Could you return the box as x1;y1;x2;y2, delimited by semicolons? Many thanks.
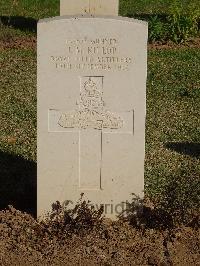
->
60;0;119;16
37;16;148;219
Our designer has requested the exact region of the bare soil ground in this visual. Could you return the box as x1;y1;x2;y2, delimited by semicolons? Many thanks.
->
0;206;199;266
0;36;36;51
148;38;200;50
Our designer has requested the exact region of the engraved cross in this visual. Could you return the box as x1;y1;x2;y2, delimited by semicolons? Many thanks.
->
49;76;134;190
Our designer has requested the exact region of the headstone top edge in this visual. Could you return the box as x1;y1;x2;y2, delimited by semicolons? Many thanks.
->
38;15;148;27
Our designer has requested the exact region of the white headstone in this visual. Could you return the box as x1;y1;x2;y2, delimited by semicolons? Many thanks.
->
37;16;148;219
60;0;119;16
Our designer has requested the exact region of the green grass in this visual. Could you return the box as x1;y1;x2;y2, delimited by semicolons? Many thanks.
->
0;0;59;19
0;49;36;161
145;49;200;221
119;0;200;16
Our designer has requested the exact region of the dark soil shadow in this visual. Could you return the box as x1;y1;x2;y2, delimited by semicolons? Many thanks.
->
125;13;168;22
0;151;37;217
0;16;37;32
118;196;174;230
165;142;200;159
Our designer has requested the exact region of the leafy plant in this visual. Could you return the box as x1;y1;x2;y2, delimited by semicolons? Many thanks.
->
119;170;199;229
150;168;200;226
167;0;200;43
149;15;166;43
44;194;104;237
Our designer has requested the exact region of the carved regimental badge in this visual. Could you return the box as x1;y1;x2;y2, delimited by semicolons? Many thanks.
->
58;77;124;130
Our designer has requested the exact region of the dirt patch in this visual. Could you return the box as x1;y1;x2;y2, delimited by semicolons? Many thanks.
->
0;206;199;265
0;36;36;50
148;38;200;50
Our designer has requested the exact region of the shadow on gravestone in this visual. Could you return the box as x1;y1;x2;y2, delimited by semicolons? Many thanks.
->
165;142;200;159
0;151;37;217
0;16;37;32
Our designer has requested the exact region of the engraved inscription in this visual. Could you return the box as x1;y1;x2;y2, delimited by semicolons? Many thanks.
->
58;77;123;130
50;37;133;71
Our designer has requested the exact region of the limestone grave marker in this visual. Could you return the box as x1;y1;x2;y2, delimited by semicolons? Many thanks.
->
60;0;119;16
37;4;148;219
